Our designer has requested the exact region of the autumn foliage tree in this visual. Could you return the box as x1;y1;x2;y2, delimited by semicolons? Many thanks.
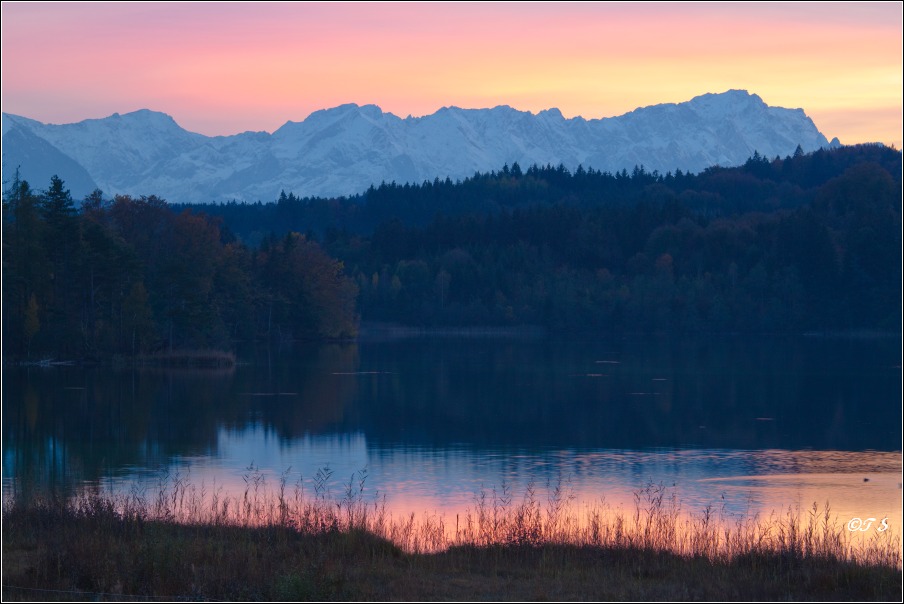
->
254;232;359;341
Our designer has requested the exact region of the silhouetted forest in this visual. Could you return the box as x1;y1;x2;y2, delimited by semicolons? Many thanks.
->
3;144;901;361
185;144;902;333
2;178;358;361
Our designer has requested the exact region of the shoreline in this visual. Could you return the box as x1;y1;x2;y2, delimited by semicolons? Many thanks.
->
356;322;902;341
356;321;548;340
6;329;900;366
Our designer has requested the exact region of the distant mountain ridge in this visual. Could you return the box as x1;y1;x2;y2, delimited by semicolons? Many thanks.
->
2;90;838;203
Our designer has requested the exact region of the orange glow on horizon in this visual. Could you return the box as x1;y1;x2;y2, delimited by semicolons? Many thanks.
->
1;2;901;148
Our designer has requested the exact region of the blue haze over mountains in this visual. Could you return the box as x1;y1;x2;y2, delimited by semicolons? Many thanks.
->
2;90;838;203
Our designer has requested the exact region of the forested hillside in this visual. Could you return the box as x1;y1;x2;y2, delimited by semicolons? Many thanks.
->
187;144;902;333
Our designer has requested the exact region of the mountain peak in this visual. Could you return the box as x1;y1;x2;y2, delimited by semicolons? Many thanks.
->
69;109;190;135
692;89;756;101
2;112;43;136
688;89;763;106
357;104;386;119
296;102;384;122
107;108;178;124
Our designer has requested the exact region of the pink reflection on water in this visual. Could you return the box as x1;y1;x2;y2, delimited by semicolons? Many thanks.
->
66;447;901;561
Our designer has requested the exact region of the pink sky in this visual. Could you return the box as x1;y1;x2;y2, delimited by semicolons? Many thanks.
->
2;2;901;147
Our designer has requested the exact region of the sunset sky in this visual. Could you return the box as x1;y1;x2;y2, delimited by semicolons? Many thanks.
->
2;2;901;147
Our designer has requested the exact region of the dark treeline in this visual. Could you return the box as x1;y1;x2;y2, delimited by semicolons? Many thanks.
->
4;144;901;358
2;177;358;361
177;144;901;240
182;144;902;333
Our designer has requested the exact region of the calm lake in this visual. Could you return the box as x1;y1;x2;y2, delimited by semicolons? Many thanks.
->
3;335;901;539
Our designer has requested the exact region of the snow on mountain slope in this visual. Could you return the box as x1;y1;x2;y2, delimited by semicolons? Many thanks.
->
2;90;834;203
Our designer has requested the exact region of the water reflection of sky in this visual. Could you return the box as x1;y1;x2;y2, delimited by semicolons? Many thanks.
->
76;424;900;537
3;336;900;544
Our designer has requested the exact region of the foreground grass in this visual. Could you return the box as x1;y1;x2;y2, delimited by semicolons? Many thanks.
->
3;475;901;601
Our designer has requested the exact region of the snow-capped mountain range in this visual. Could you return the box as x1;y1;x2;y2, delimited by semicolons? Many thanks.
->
2;90;837;203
